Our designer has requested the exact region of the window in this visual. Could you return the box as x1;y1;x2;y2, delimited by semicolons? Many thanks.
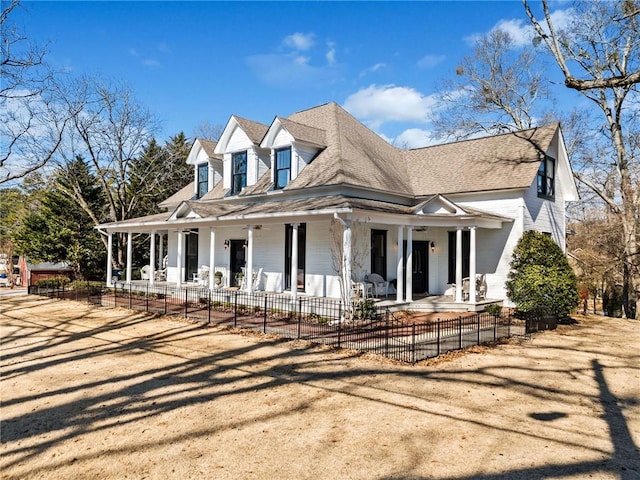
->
448;230;470;284
371;230;387;279
537;156;555;198
197;164;208;199
285;223;306;291
275;147;291;189
232;151;247;195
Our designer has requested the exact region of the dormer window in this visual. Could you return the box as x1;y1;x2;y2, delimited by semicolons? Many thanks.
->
537;156;555;199
275;147;291;189
232;151;247;195
197;164;208;199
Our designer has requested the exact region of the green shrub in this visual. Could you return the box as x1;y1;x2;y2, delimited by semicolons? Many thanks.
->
35;276;71;288
484;303;503;317
505;231;579;319
353;299;378;320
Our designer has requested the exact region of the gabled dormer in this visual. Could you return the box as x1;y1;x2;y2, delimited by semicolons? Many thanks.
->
260;117;326;190
214;116;269;196
186;138;222;199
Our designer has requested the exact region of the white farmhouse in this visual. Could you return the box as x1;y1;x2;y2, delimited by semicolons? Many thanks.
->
97;102;578;311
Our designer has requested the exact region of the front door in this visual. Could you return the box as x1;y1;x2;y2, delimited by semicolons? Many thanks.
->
185;230;198;282
229;240;246;287
404;240;429;294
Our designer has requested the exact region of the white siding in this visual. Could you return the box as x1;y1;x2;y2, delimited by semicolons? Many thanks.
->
522;181;566;251
294;144;320;180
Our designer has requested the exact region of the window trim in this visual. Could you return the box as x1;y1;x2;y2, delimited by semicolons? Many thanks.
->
197;164;208;199
537;155;555;199
274;147;292;190
231;151;247;195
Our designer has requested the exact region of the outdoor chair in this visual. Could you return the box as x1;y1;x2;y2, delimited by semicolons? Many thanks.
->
140;265;151;281
196;265;210;286
366;273;389;298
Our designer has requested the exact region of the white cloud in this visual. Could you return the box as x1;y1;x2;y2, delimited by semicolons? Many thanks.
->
358;63;386;78
394;128;440;149
326;41;336;65
246;53;339;89
417;54;446;69
466;7;575;49
142;58;160;67
283;32;315;51
493;19;533;47
344;84;439;129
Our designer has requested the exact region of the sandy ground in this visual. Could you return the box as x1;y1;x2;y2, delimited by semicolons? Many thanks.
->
1;295;639;480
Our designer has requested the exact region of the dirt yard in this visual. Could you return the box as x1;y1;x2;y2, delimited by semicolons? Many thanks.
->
1;294;638;480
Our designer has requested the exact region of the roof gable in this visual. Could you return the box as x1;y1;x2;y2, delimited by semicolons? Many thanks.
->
214;115;269;154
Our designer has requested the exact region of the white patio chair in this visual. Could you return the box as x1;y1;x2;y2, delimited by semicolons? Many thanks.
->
366;273;389;298
140;265;151;281
197;265;210;286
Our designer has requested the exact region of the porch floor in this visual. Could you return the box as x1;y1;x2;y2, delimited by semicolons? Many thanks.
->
114;281;501;313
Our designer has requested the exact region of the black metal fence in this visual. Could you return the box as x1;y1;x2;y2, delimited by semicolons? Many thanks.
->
28;282;556;364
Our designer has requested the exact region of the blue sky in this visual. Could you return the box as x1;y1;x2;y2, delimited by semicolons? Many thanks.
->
14;1;569;148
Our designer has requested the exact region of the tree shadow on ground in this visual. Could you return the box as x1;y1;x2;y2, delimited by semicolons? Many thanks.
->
1;296;638;479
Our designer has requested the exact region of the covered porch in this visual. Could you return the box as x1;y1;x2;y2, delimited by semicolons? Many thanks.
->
98;196;512;314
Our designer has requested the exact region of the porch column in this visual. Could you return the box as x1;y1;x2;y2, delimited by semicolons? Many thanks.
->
106;232;113;285
149;230;156;286
455;227;463;302
396;226;404;303
469;226;477;303
406;226;413;303
158;234;164;269
125;232;133;284
246;226;254;293
291;223;299;301
209;227;216;290
176;230;184;287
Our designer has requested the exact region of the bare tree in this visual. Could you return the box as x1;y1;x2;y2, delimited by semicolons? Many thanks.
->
54;77;160;267
524;0;640;318
0;0;71;184
192;121;224;141
434;28;552;140
330;218;369;319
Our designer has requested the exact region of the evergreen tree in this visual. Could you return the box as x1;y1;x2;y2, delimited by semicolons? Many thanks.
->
14;157;105;279
506;231;579;319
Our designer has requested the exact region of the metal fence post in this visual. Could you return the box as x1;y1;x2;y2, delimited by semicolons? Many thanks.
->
233;292;238;328
411;324;416;364
477;314;481;345
337;306;342;348
208;289;212;324
184;288;188;318
128;283;132;310
163;285;167;316
385;308;390;357
494;315;497;341
437;320;441;357
146;283;149;313
263;295;268;334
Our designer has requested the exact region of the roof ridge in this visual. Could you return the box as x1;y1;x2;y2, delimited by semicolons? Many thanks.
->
407;122;559;152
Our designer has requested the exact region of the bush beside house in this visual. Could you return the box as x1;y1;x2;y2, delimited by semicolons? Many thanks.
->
506;231;579;319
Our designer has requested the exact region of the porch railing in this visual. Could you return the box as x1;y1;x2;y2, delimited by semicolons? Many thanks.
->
27;282;557;364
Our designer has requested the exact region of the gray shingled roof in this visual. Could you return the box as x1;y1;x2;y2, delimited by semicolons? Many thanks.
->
286;102;413;195
197;138;222;160
404;124;558;195
277;117;326;147
158;182;195;208
234;116;269;145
